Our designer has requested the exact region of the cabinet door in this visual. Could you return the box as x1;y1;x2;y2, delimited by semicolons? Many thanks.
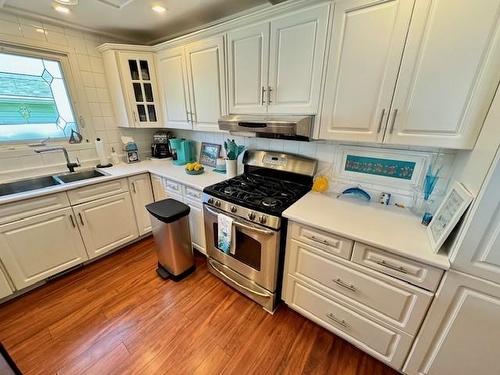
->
119;52;162;127
404;270;500;375
0;269;13;299
73;193;139;259
185;198;206;255
267;4;330;114
129;174;154;236
451;150;500;283
151;174;168;201
227;22;269;114
0;207;88;289
319;0;414;142
385;0;500;149
185;36;227;132
157;47;192;130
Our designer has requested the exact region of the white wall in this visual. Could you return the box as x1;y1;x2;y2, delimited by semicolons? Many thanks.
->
171;129;456;209
0;12;155;181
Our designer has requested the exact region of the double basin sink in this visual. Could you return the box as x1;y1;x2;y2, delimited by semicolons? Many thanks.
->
0;169;107;197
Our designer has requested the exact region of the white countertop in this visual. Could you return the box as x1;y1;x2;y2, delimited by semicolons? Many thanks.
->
283;192;450;270
0;159;227;205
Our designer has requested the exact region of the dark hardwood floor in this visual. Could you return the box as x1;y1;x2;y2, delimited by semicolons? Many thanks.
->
0;237;398;375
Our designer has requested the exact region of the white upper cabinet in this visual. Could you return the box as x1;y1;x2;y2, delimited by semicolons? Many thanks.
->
157;46;192;130
185;36;227;132
319;0;414;142
385;0;500;148
227;22;270;114
0;207;88;289
268;4;330;114
101;48;163;128
226;3;330;115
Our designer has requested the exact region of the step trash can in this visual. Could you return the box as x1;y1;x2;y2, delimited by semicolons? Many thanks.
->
146;198;195;281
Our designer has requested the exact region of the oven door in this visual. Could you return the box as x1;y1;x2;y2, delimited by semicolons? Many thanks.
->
203;204;280;292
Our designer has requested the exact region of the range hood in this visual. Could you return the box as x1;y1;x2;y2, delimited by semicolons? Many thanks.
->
218;115;314;141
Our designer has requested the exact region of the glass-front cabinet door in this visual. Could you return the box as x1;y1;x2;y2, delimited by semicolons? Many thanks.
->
119;52;161;127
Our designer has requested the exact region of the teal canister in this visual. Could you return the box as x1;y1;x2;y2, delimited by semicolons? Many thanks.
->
180;140;196;164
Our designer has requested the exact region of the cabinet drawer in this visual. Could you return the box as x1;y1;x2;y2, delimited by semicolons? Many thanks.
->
0;192;70;225
288;240;432;334
165;179;183;195
290;222;353;260
286;277;413;370
352;243;444;292
67;179;128;205
185;187;202;201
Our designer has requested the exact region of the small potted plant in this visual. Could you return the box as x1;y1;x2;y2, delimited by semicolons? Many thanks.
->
224;139;245;178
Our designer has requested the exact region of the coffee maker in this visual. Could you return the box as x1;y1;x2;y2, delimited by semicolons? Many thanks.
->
151;131;172;159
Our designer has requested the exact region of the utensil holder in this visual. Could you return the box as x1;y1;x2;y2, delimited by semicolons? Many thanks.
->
226;159;237;178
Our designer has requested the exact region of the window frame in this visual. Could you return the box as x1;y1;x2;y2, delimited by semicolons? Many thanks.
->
0;40;90;146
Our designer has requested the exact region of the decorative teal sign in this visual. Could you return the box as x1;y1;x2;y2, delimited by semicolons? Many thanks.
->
345;155;415;180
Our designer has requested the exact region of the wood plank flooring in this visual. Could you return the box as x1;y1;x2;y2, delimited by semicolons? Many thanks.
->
0;237;398;375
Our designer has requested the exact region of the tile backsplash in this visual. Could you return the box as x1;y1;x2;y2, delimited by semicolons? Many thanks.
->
171;129;456;209
0;12;155;181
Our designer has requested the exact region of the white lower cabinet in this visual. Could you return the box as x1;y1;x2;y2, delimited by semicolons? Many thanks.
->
129;173;155;236
404;270;500;375
0;207;88;289
0;269;13;299
73;192;139;259
185;197;206;254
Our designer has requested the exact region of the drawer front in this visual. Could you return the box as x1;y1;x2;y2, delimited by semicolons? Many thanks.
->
165;179;183;195
286;277;413;369
290;222;353;260
185;187;202;202
352;243;444;292
0;192;70;225
67;179;128;205
288;240;432;334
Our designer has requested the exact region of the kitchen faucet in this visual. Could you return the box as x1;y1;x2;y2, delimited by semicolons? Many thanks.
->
35;146;80;173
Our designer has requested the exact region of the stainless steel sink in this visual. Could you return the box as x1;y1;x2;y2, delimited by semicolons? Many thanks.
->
0;169;108;197
0;176;61;197
53;169;107;184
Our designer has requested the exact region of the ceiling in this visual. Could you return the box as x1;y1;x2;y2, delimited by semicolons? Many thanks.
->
0;0;271;44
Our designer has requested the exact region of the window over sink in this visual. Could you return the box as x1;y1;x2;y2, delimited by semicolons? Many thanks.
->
0;51;79;143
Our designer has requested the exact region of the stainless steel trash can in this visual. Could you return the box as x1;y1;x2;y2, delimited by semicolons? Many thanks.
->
146;199;195;281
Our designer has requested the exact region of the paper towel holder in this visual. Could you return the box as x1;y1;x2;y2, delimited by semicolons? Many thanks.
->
95;137;113;168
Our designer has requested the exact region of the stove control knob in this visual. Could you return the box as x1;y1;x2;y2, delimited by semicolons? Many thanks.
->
230;206;237;213
258;215;267;224
208;198;214;204
215;200;221;208
248;212;256;221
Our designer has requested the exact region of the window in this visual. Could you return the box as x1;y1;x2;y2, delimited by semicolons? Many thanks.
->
0;51;78;142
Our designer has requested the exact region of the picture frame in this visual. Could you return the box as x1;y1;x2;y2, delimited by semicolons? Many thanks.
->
199;142;221;167
427;181;474;253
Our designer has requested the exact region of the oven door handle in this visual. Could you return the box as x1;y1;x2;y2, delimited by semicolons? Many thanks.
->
208;259;272;298
204;205;275;235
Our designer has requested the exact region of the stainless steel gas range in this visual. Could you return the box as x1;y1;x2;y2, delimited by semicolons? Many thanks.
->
203;150;317;312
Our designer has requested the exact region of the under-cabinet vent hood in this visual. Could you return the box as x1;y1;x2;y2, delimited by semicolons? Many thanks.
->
218;115;314;141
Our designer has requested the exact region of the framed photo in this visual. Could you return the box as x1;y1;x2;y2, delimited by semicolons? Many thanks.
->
199;142;221;167
427;181;474;253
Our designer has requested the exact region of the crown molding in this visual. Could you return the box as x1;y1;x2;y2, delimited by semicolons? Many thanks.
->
0;5;139;43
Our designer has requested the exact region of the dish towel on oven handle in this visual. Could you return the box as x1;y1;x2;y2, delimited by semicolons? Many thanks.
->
218;213;235;255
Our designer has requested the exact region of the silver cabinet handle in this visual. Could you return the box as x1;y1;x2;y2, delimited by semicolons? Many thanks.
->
376;259;408;274
131;182;137;194
267;86;272;104
333;278;357;292
69;214;76;228
310;235;330;246
78;213;84;226
186;111;190;122
132;110;138;123
326;313;349;329
261;86;267;105
388;109;398;134
377;109;386;133
208;259;271;298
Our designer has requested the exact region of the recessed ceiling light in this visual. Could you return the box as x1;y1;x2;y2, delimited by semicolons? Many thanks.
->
152;5;166;13
35;28;46;34
53;5;70;14
54;0;78;5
